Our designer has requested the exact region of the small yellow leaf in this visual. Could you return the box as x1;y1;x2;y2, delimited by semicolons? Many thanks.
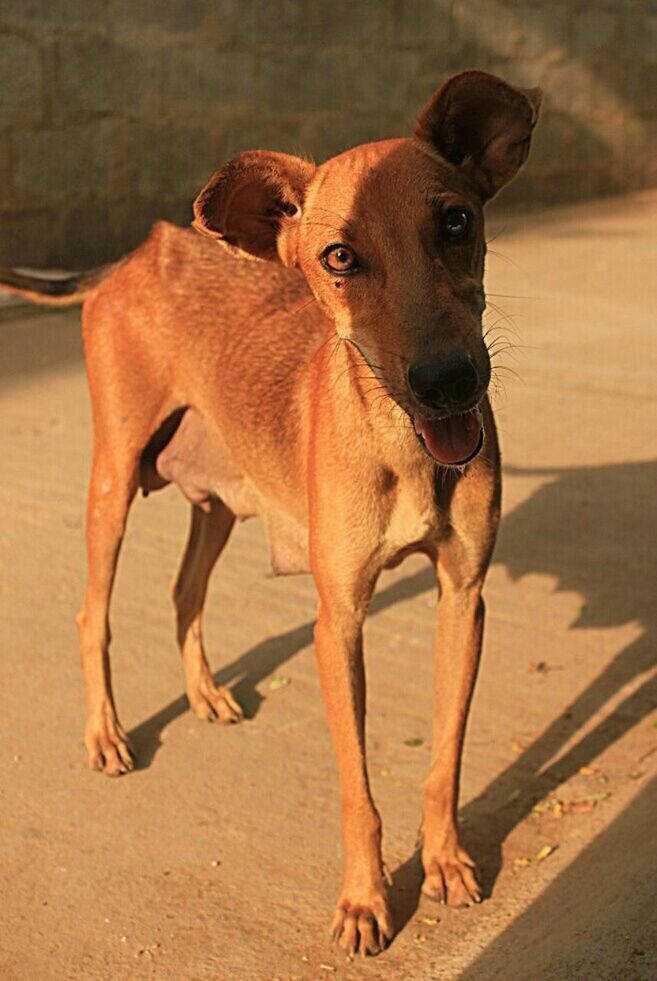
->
421;917;439;926
532;796;563;817
588;791;610;803
514;856;531;868
268;676;290;691
534;844;557;863
579;765;597;776
563;799;596;815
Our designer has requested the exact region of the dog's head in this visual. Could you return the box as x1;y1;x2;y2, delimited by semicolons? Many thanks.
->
193;71;541;466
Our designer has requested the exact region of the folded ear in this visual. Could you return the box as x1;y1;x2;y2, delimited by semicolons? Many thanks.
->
193;151;316;265
415;70;542;201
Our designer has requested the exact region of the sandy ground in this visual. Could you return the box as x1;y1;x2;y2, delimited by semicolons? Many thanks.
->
1;191;656;981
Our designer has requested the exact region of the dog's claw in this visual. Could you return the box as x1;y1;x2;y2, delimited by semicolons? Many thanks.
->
330;894;393;957
422;847;481;907
86;713;134;777
188;682;244;724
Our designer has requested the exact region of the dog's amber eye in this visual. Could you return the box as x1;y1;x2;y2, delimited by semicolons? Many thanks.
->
321;243;359;275
441;208;472;241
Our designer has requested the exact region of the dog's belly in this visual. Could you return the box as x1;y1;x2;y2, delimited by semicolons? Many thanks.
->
154;408;310;575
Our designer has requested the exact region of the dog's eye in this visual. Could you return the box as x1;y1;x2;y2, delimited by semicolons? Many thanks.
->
321;243;359;275
441;208;472;242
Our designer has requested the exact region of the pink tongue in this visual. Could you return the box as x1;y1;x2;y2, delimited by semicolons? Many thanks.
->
414;411;483;465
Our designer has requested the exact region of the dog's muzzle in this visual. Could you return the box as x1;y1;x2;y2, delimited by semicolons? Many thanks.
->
408;352;485;465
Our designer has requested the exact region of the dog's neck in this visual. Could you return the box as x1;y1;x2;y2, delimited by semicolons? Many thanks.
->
332;334;435;478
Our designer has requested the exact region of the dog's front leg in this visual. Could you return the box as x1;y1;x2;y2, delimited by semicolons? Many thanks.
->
313;588;393;956
421;542;487;907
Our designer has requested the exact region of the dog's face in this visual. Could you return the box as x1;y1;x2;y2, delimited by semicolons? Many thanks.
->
295;141;492;465
194;71;541;466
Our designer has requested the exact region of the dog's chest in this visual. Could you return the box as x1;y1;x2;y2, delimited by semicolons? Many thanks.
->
381;470;444;566
155;410;446;576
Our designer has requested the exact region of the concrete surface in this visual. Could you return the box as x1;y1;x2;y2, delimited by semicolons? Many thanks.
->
1;191;656;980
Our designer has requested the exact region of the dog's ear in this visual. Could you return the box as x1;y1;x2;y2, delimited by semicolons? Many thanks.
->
415;70;542;201
193;151;316;266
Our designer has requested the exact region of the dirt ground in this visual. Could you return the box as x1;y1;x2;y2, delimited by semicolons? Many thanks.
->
1;190;656;981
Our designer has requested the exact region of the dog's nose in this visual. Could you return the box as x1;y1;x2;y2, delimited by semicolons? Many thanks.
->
408;352;479;410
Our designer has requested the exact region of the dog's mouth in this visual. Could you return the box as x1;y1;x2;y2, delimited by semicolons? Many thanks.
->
413;405;484;466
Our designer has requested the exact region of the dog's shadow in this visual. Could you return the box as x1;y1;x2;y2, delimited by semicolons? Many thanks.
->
128;563;435;766
129;458;657;938
458;459;657;906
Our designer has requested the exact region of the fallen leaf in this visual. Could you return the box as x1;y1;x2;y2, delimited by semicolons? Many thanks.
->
404;738;424;747
532;796;563;817
421;917;439;926
587;792;610;803
514;856;531;868
534;844;557;863
562;799;596;815
268;676;290;691
319;965;336;973
578;765;597;776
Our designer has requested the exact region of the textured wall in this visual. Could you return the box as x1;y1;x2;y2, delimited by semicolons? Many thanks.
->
0;0;656;266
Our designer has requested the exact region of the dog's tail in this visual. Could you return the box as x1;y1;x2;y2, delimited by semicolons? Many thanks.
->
0;264;112;307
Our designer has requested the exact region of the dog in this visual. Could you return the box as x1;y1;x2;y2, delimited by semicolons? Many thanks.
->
1;70;540;955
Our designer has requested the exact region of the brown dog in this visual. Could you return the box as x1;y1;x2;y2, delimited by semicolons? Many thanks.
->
1;70;540;955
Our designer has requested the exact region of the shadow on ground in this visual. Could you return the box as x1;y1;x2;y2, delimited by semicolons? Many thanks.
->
128;562;436;766
129;458;657;946
459;460;657;898
462;775;657;979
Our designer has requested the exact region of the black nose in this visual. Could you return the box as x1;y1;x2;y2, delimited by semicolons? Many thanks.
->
408;352;479;410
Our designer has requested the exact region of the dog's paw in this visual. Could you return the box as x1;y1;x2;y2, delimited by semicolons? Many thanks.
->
85;706;134;776
188;681;243;724
331;890;394;957
422;845;481;907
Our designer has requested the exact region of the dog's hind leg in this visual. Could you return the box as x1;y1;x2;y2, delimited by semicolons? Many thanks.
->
76;438;141;776
170;501;243;723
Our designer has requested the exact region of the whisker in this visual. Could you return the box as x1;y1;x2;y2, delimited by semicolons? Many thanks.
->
484;302;522;336
485;226;509;246
487;248;525;273
491;363;522;383
486;292;541;301
282;296;319;320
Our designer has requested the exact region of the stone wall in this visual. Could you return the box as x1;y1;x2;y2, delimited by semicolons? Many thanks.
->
0;0;655;266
